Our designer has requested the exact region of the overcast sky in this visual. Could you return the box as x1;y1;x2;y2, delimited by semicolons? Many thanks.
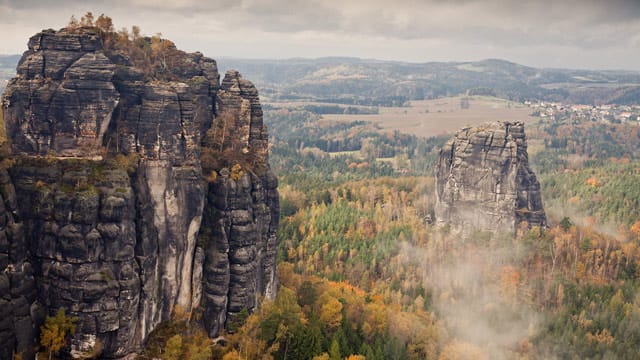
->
1;0;639;71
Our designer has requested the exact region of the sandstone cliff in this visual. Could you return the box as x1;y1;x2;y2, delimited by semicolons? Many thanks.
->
0;27;278;359
435;121;545;234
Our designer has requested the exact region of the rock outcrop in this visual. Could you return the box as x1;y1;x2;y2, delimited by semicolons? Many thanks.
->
1;27;278;359
200;70;278;337
5;30;118;158
435;121;546;234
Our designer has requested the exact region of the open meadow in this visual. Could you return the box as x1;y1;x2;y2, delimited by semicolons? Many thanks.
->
269;96;537;137
324;96;536;136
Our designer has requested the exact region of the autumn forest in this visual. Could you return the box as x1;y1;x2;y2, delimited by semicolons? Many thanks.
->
4;13;640;360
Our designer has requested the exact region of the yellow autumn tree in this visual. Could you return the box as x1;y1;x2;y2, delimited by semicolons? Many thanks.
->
225;311;270;360
319;295;343;331
164;335;183;360
312;353;330;360
222;350;241;360
630;220;640;239
345;355;366;360
40;309;78;360
183;331;213;360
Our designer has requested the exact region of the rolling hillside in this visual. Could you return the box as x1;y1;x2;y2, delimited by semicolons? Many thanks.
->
218;57;640;105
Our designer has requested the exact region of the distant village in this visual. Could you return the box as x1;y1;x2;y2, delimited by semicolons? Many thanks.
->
525;101;640;124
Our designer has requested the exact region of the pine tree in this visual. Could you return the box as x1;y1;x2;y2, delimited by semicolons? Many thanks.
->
329;338;341;360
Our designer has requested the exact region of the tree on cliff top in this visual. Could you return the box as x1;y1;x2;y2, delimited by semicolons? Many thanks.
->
67;12;181;81
67;12;113;34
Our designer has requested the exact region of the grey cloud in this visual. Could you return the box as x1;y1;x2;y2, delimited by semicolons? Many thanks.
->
0;0;639;70
240;0;344;32
180;0;640;52
1;0;94;9
124;0;242;15
325;0;640;50
2;0;638;42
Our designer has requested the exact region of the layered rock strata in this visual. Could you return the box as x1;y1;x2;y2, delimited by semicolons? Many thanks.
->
1;27;278;359
435;121;546;234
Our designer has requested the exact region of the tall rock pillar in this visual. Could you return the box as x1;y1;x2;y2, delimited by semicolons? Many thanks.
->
435;121;546;234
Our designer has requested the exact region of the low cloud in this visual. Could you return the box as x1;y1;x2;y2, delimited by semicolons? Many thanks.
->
398;235;540;358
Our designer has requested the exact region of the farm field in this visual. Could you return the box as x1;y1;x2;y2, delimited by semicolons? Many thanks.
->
269;96;537;137
328;96;536;136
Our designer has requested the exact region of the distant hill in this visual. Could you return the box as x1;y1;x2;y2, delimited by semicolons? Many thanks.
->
217;57;640;105
0;55;20;93
0;54;20;68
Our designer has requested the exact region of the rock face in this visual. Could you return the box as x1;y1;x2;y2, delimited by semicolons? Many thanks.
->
5;30;118;157
435;121;546;234
201;70;278;337
1;27;278;359
0;168;39;360
9;161;139;358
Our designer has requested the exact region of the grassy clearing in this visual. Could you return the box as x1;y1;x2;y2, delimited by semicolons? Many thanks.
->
310;96;536;137
327;150;360;158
